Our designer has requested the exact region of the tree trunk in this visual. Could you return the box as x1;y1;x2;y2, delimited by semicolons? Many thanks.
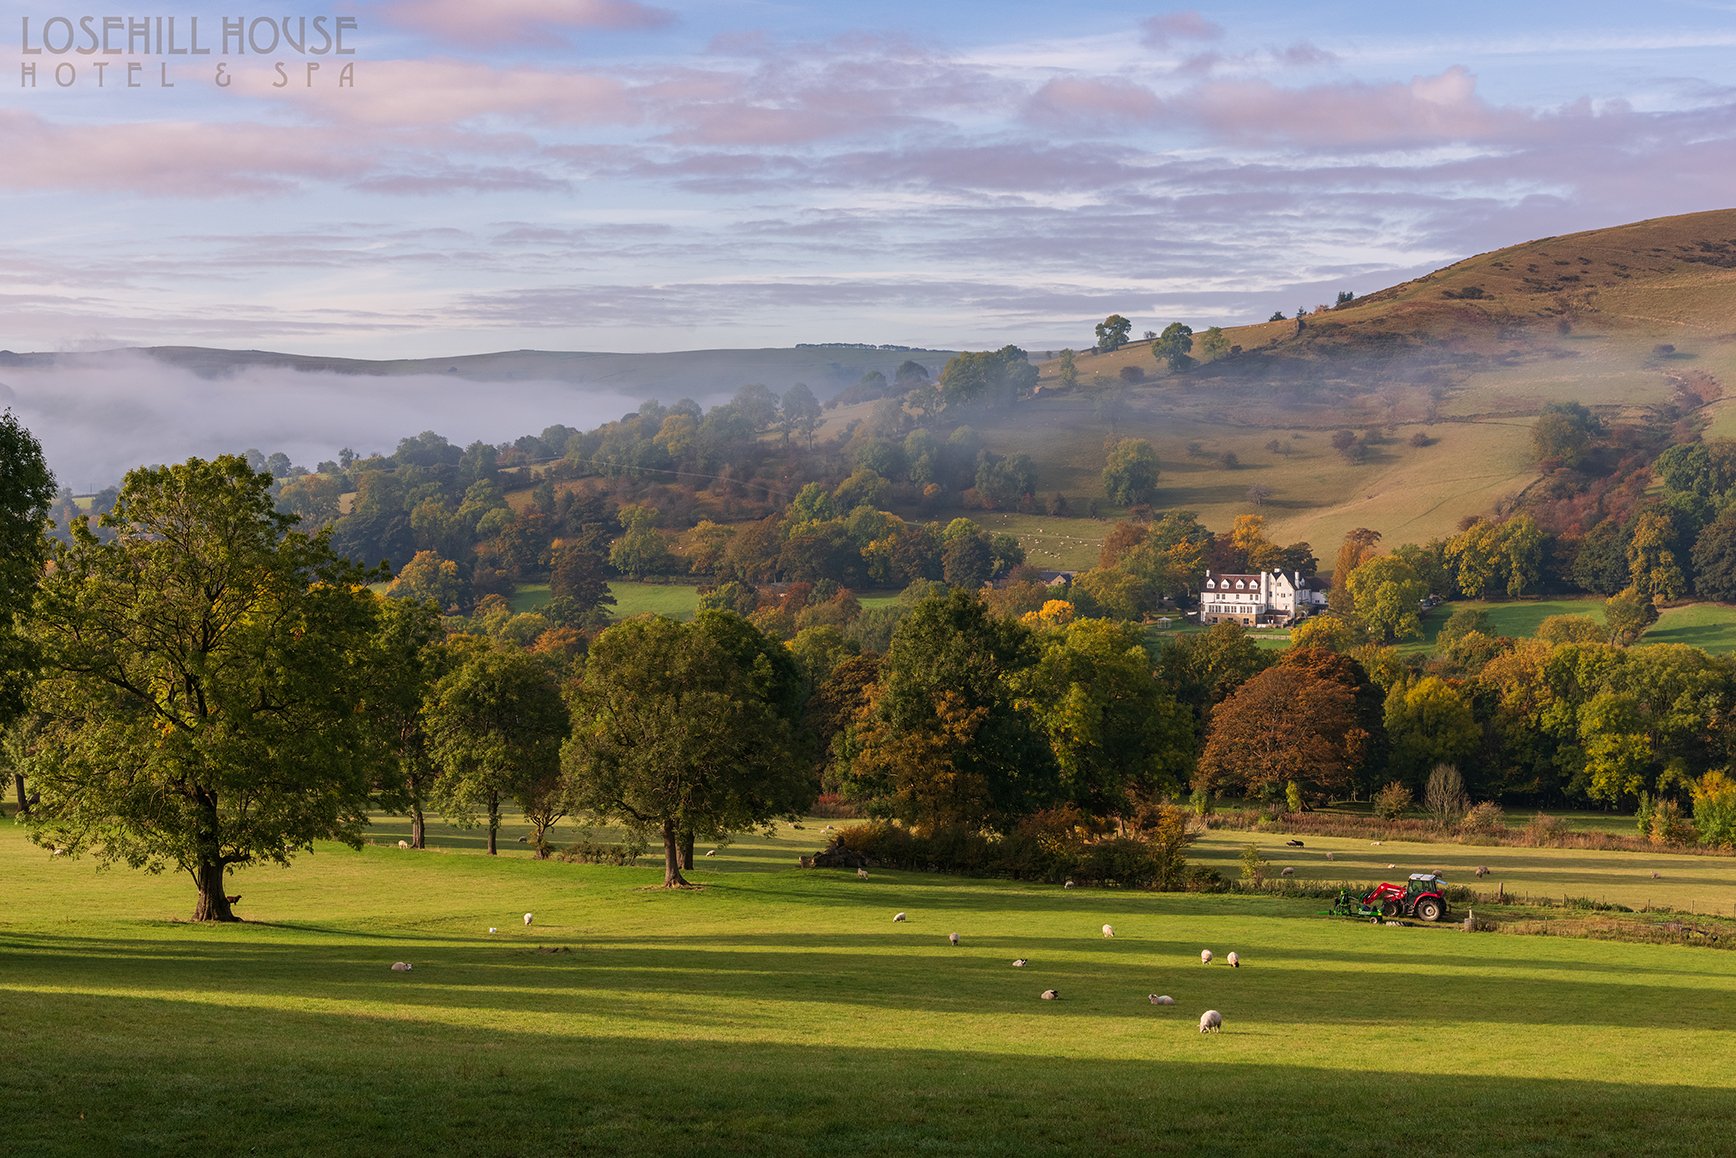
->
662;817;688;887
487;791;499;856
190;859;238;922
679;828;695;871
410;802;425;849
12;772;28;816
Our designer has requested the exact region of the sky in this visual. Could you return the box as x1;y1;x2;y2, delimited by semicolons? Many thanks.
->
4;0;1736;359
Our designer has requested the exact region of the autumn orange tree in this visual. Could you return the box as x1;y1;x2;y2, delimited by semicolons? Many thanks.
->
1196;666;1363;804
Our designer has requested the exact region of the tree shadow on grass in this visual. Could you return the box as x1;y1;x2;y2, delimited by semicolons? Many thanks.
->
5;986;1733;1157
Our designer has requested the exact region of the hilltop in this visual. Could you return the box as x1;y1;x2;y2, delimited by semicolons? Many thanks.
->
947;209;1736;554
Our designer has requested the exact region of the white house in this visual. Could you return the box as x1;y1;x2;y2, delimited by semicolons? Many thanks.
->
1197;569;1323;627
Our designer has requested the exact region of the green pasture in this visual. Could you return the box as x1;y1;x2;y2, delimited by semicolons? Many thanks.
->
6;820;1736;1155
1190;829;1736;917
1645;602;1736;652
510;581;702;620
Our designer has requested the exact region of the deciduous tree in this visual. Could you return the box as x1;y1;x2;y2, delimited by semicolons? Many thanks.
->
24;456;380;921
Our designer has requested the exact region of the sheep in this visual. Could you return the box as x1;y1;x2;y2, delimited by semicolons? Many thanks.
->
857;868;869;880
1652;871;1662;879
1101;924;1115;938
1041;989;1060;1001
1285;839;1304;848
488;927;497;933
1199;1009;1222;1033
1200;949;1213;964
1064;879;1076;889
523;912;534;926
1226;952;1239;968
824;825;834;832
893;912;907;922
791;823;805;830
1387;863;1397;870
1012;958;1028;967
1150;994;1175;1006
1475;865;1489;878
397;839;409;849
1371;840;1383;847
705;849;716;857
948;932;960;946
390;962;413;972
1325;852;1335;861
1280;867;1294;877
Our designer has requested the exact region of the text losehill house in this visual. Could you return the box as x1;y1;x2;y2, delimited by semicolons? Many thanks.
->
18;14;358;89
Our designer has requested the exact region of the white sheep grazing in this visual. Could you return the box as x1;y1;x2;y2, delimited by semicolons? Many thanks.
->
523;912;534;926
1041;989;1059;1000
1371;840;1383;847
893;912;907;922
1280;867;1294;877
1227;951;1239;968
488;927;497;934
1325;852;1334;861
397;839;409;849
1387;863;1397;870
1063;879;1075;889
1150;994;1175;1006
705;849;716;857
948;932;960;946
390;962;413;972
1200;949;1213;964
1652;871;1661;879
857;868;869;879
1012;958;1028;967
1474;865;1489;878
1199;1009;1222;1033
1102;924;1115;938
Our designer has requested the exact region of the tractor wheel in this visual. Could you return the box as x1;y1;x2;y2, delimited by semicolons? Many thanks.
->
1415;898;1443;922
1380;900;1400;918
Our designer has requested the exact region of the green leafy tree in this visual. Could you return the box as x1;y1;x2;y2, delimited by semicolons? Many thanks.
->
1691;508;1736;602
1384;677;1479;788
1152;322;1195;372
609;505;674;579
1691;770;1736;848
1101;438;1161;506
364;596;449;848
1344;555;1427;642
1446;516;1545;599
1198;326;1231;362
549;526;616;627
1094;314;1133;353
0;410;55;724
1532;401;1603;468
1627;507;1690;601
1604;586;1658;645
780;382;822;449
1573;519;1633;595
1018;618;1193;817
426;642;570;856
845;589;1052;830
564;611;811;886
23;456;379;921
938;347;1038;410
1057;349;1078;389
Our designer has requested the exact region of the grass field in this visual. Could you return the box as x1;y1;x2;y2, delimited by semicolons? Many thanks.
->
7;817;1736;1155
510;581;702;620
1645;602;1736;652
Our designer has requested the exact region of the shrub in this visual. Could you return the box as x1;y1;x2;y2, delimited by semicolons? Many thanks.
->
811;793;863;819
557;838;642;866
1373;781;1413;820
1189;784;1213;817
1692;771;1736;848
1285;780;1304;814
1239;843;1268;886
1649;798;1696;847
1457;801;1506;837
1525;812;1565;845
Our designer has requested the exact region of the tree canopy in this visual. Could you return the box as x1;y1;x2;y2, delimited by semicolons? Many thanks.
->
0;410;55;723
564;610;811;885
23;456;380;921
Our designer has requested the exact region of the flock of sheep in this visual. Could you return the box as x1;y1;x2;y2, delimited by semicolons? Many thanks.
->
906;908;1239;1034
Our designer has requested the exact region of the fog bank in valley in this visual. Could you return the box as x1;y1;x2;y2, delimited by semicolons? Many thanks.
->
0;352;659;492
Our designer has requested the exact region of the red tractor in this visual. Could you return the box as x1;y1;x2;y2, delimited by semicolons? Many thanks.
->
1328;873;1450;921
1365;873;1450;921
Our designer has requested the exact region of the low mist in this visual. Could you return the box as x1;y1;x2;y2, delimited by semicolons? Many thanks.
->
0;352;663;492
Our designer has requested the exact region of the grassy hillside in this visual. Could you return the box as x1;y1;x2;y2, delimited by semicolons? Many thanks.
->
5;820;1736;1155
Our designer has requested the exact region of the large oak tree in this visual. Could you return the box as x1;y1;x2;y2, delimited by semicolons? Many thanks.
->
24;456;381;921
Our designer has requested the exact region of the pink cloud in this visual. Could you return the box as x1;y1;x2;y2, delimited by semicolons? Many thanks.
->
1140;11;1224;49
0;110;365;196
1025;78;1163;127
1185;67;1530;148
384;0;674;47
281;60;640;128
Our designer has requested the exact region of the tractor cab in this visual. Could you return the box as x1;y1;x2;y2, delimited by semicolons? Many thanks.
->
1407;872;1447;897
